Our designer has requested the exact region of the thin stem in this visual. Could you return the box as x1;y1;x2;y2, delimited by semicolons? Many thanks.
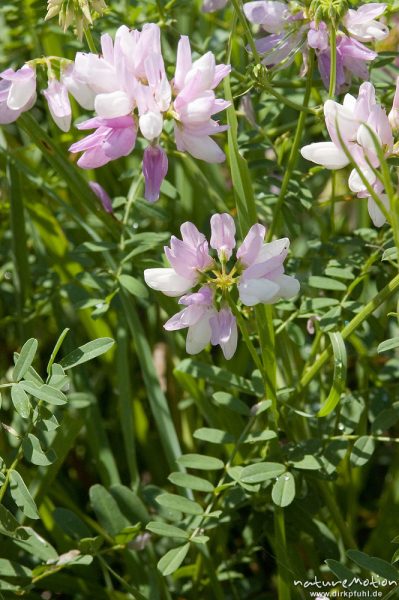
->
230;0;261;62
274;507;292;600
298;272;399;392
84;26;97;53
261;84;318;115
226;295;264;374
317;481;357;548
0;452;22;503
328;25;337;98
266;50;315;241
190;413;257;540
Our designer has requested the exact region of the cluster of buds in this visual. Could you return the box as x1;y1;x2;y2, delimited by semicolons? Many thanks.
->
45;0;107;39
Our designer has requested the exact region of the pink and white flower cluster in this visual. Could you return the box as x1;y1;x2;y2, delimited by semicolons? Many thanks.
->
243;1;388;93
144;214;300;358
65;24;231;202
0;24;230;203
301;82;396;227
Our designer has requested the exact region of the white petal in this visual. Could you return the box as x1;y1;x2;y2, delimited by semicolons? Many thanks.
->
144;268;194;297
94;91;133;118
176;129;225;163
186;312;213;354
238;278;280;306
139;111;164;141
8;77;36;111
274;274;300;298
367;195;389;227
301;142;350;170
348;167;376;194
220;319;238;360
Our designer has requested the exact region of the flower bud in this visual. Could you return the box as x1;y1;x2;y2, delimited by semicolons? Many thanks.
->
142;145;168;202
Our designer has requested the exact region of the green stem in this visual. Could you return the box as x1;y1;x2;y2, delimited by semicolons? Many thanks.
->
84;26;98;53
226;295;263;372
262;85;318;116
230;0;261;62
0;452;22;504
8;160;31;338
317;481;357;548
256;305;277;422
298;272;399;391
328;25;337;98
266;50;315;241
274;507;292;600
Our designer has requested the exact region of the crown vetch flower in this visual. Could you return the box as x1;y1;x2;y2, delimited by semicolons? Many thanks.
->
66;24;230;199
0;24;230;204
142;145;169;203
69;116;137;168
301;82;395;227
43;78;72;132
89;181;113;213
202;0;228;12
0;66;36;124
144;214;299;359
244;1;388;93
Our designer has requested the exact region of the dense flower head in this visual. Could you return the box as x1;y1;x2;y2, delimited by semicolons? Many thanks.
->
244;1;388;93
0;24;230;204
144;214;300;359
301;81;396;227
65;24;231;201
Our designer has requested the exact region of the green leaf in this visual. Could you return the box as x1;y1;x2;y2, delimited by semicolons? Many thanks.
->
157;543;190;576
13;338;38;382
119;274;149;299
325;559;358;582
9;471;39;519
78;536;104;555
290;455;323;470
114;524;141;545
146;522;189;539
176;359;263;397
241;462;286;484
110;484;150;525
89;484;130;536
378;337;399;353
156;494;203;516
13;527;58;561
168;472;214;492
193;428;235;444
191;535;209;544
317;332;347;417
347;550;399;581
243;430;277;444
212;392;250;416
371;407;399;434
308;276;346;291
0;559;31;580
20;381;67;406
350;436;375;467
271;473;296;507
11;384;31;419
47;364;69;391
22;433;56;466
60;337;115;370
0;505;20;536
177;454;224;470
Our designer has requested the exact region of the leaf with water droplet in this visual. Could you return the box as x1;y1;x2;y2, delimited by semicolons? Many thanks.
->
318;332;347;418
